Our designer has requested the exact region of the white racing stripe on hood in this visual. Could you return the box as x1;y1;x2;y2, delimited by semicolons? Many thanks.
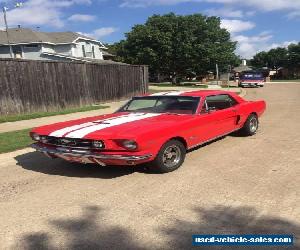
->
49;114;132;137
150;91;186;96
65;113;161;138
150;92;170;96
164;91;186;96
50;122;95;137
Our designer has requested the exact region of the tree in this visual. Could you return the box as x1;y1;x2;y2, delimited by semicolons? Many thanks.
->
111;13;239;83
250;51;269;68
251;48;288;69
287;42;300;69
250;42;300;79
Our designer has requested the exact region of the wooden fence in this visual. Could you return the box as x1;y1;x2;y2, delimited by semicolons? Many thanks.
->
0;59;148;115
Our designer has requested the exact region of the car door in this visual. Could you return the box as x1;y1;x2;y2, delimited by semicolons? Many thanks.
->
204;94;240;136
184;98;223;145
179;94;240;148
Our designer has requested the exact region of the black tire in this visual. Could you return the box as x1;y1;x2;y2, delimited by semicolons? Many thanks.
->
150;139;186;173
241;114;259;136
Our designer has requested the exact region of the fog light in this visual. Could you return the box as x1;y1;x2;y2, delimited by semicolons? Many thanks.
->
122;140;137;150
92;140;104;148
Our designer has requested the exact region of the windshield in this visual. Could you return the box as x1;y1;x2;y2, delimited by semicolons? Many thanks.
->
118;96;200;114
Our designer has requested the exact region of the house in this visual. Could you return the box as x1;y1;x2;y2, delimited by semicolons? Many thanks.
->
233;59;253;73
0;27;111;63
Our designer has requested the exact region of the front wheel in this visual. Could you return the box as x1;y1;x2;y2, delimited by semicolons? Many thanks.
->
241;114;259;136
150;139;186;173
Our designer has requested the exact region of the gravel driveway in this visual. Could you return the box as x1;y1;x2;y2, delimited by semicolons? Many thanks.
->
0;83;299;249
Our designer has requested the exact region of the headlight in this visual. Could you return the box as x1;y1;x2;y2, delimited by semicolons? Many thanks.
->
32;133;41;141
121;140;137;150
92;140;105;148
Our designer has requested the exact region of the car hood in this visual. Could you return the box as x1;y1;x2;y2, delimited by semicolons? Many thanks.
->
32;112;193;139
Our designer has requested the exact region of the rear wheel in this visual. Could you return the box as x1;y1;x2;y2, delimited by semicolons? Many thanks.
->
241;114;259;136
150;139;186;173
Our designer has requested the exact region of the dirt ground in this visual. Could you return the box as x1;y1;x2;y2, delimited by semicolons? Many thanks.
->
0;83;299;250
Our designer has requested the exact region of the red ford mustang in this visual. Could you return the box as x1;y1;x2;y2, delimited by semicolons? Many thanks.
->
30;90;266;173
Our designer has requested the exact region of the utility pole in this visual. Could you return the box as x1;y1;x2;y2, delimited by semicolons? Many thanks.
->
215;63;219;84
227;65;231;90
2;6;13;58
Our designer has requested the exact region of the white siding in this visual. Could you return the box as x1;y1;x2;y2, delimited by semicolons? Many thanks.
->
74;39;104;59
0;38;105;61
41;44;55;53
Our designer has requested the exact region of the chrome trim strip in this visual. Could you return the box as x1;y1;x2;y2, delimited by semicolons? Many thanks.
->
31;143;152;161
187;128;241;150
45;143;93;150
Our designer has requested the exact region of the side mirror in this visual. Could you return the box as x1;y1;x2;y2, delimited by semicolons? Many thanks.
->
200;107;217;114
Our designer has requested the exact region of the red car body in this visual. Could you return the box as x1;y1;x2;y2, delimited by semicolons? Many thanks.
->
30;90;266;169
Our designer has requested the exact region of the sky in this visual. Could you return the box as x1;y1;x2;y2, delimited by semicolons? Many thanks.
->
0;0;300;58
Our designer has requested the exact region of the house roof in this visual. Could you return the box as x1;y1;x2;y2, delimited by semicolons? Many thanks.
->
233;65;253;72
0;28;105;46
102;50;115;57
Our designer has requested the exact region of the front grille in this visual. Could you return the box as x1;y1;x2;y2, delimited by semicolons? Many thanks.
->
41;136;98;149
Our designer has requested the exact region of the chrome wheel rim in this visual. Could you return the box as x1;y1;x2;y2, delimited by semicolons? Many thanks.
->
249;117;258;133
162;145;181;168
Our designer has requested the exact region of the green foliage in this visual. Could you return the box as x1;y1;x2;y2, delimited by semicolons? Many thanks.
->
251;42;300;70
251;48;288;69
111;13;239;82
287;43;300;69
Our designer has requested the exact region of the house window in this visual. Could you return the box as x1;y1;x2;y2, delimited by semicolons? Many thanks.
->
25;44;38;48
92;46;95;58
82;45;86;57
85;43;93;58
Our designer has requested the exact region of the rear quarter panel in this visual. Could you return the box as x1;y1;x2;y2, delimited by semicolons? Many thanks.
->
238;100;266;126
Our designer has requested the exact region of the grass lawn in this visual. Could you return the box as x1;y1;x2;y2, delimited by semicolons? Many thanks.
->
0;129;33;154
0;105;109;124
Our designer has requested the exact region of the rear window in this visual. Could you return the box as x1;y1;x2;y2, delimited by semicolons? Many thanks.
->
241;73;264;79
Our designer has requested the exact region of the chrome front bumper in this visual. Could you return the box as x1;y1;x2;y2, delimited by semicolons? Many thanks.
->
30;143;152;164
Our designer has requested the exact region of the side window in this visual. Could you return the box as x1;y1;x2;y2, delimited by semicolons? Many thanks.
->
204;95;238;111
226;95;238;107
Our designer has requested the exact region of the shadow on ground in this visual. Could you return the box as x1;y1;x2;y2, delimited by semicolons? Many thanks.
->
14;206;143;250
15;151;144;179
161;205;300;250
14;205;300;250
